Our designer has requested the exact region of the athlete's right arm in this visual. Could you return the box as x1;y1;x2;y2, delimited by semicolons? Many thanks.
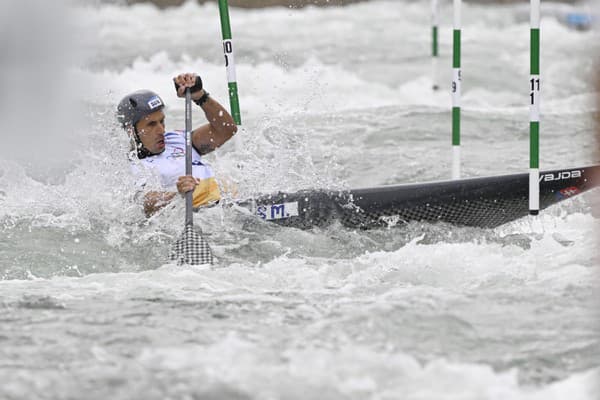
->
143;191;177;217
141;177;198;216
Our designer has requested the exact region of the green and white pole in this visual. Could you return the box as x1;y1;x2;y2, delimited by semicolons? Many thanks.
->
452;0;462;179
529;0;540;215
218;0;241;126
431;0;439;91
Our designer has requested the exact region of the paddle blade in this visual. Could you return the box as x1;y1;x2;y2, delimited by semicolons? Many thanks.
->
170;224;214;265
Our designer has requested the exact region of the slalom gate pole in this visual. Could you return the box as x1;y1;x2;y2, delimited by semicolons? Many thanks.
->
452;0;462;179
529;0;541;215
432;0;439;91
218;0;241;126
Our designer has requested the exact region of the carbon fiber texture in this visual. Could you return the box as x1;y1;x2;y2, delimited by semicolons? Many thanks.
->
247;165;600;230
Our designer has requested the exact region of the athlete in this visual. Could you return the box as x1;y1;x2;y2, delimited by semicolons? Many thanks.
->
117;72;237;216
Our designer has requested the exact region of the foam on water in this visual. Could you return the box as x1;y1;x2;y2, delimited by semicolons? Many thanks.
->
135;341;600;400
1;210;598;397
1;205;596;287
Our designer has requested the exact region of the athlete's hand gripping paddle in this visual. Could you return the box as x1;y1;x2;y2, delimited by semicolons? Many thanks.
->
169;88;214;265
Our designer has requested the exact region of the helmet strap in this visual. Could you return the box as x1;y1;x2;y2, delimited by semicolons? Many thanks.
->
129;126;160;159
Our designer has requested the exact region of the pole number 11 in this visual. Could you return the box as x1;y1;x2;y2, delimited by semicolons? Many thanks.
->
530;78;540;105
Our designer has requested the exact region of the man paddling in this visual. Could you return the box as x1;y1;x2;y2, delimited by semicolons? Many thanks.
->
117;72;237;216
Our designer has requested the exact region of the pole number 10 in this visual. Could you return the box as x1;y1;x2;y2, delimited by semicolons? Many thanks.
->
223;41;233;67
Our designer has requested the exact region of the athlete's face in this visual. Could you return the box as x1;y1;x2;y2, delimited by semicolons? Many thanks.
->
135;110;166;154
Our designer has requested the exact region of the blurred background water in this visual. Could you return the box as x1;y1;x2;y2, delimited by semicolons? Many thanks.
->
0;0;598;398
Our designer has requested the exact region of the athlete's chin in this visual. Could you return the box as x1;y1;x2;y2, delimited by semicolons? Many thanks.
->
149;145;165;155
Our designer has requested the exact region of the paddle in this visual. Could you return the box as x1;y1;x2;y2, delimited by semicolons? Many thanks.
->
169;88;214;265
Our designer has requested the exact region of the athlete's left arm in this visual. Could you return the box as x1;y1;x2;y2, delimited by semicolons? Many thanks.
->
191;90;238;155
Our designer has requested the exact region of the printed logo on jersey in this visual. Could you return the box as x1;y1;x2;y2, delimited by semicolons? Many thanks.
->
167;146;185;159
147;96;163;110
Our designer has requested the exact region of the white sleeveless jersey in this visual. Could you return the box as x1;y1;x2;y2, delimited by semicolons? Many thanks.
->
131;131;221;207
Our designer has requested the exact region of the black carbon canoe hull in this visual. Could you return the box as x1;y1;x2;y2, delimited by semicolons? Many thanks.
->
244;165;600;229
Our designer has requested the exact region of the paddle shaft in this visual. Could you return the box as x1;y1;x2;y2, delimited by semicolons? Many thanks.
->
185;89;193;225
